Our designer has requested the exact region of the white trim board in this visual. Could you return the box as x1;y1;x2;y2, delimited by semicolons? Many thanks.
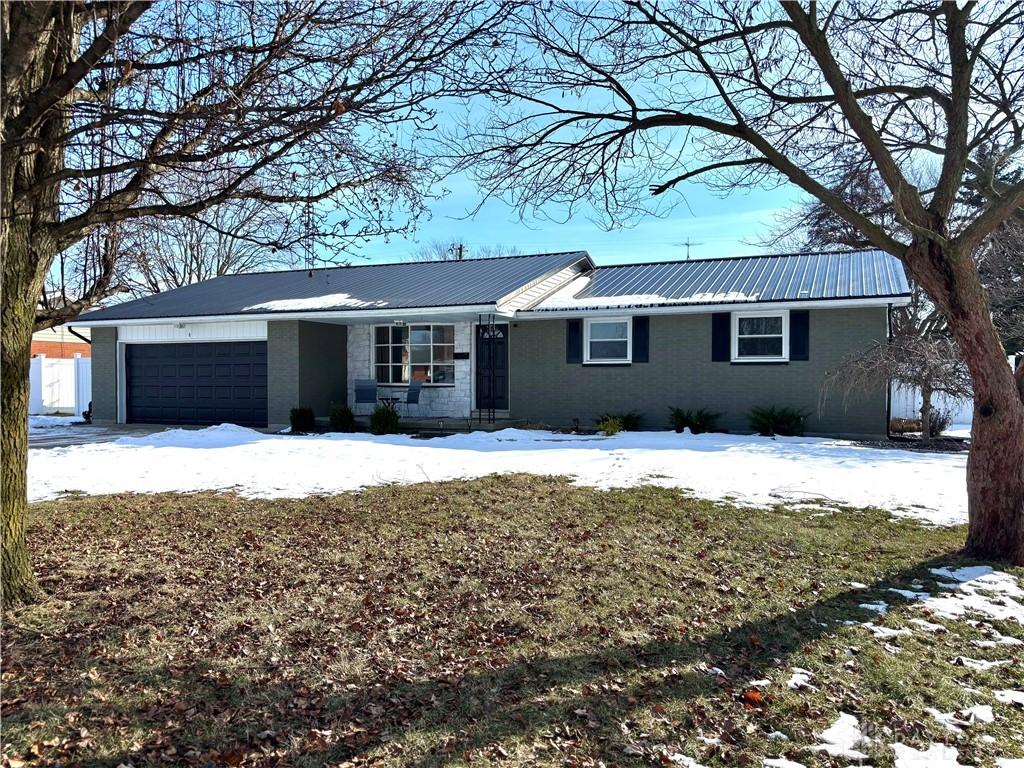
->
74;304;504;327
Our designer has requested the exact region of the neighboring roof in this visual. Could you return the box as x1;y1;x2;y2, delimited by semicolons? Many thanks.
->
530;249;910;312
78;251;591;322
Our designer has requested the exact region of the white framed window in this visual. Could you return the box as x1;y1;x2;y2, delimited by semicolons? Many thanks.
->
374;324;455;385
584;317;631;363
732;310;789;362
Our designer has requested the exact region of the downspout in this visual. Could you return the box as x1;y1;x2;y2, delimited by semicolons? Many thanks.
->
885;303;893;439
68;326;91;345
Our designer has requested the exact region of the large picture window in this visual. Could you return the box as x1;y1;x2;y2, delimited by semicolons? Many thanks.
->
584;317;631;363
732;311;789;361
375;324;455;385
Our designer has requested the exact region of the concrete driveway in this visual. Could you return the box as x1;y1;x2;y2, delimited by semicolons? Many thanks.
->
29;420;170;449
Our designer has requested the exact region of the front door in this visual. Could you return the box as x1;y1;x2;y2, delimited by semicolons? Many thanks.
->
475;323;509;410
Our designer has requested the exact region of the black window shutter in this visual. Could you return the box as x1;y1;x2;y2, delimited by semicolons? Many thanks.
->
566;319;582;363
632;316;649;363
790;310;810;360
711;313;730;361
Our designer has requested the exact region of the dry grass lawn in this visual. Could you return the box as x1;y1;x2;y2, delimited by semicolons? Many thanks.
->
3;475;1022;767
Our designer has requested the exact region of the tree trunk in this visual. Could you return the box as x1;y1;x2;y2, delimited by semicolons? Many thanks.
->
912;241;1024;564
1;226;44;609
920;384;933;443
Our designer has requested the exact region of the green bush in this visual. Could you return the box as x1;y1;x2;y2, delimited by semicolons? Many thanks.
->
369;403;400;435
329;404;355;432
289;406;316;433
596;410;643;431
748;405;810;437
668;407;721;434
596;415;624;436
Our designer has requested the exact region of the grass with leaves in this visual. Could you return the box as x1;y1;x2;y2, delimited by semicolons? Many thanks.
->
3;475;1022;767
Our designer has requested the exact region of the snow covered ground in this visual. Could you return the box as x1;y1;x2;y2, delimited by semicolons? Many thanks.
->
29;425;968;525
28;414;85;434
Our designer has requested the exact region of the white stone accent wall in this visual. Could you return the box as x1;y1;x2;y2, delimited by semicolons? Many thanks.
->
346;322;473;418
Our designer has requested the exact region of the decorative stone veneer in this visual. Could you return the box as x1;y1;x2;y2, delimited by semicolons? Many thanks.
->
346;322;473;418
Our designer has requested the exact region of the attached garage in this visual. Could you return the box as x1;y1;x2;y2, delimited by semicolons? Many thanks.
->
125;341;267;427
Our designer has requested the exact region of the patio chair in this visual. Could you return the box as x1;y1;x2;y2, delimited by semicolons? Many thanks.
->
354;379;378;414
399;378;424;417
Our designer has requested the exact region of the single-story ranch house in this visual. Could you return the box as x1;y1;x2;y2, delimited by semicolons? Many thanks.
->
73;249;911;437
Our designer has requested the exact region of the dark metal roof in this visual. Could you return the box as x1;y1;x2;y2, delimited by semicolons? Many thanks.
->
532;249;910;311
80;251;590;321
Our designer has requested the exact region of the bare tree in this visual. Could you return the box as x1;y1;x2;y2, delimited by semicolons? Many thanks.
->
113;198;306;298
827;286;973;442
1;0;509;607
456;1;1024;563
409;238;521;261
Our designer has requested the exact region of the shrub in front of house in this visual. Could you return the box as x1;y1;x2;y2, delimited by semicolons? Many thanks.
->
329;404;356;432
890;417;921;434
369;403;400;435
748;405;809;437
596;415;623;436
929;409;953;437
596;411;643;431
289;406;316;433
668;407;721;434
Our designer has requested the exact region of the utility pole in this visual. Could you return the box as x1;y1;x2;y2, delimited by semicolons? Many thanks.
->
449;242;465;260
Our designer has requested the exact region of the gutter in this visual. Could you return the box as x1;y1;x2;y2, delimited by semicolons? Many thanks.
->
516;295;913;320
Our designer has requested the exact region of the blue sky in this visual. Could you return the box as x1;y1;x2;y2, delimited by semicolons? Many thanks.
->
359;173;803;267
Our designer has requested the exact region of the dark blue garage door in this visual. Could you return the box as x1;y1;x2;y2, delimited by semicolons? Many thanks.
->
125;342;268;427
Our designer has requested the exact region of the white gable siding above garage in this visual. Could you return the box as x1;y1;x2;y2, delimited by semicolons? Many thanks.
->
117;320;268;343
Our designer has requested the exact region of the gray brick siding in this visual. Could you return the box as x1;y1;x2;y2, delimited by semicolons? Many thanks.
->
90;327;118;423
268;320;347;428
509;307;889;437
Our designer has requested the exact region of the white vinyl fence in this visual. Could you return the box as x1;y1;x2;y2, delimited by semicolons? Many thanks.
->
889;356;1018;426
890;385;974;424
29;354;91;417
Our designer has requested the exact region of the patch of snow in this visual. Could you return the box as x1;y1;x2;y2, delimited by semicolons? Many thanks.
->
919;567;1024;625
952;656;1010;671
786;668;818;692
930;566;994;582
847;581;869;589
859;601;889;614
862;623;912;639
891;743;972;767
889;587;931;600
535;274;759;310
973;630;1023;648
28;428;970;526
243;293;388;311
909;618;947;633
763;759;805;768
996;760;1024;768
926;704;994;731
28;415;84;434
747;678;772;687
811;712;872;760
663;753;705;768
994;689;1024;706
766;731;788;742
